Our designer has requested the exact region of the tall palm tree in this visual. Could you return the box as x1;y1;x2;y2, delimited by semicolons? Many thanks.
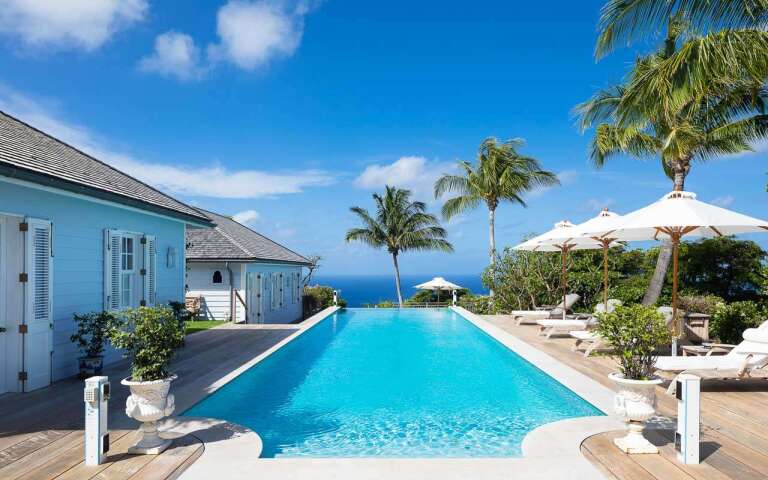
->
434;137;559;294
346;186;453;307
577;55;768;303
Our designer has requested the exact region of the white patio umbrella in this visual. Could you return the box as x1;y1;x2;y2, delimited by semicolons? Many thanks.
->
514;221;610;319
584;191;768;347
414;277;463;303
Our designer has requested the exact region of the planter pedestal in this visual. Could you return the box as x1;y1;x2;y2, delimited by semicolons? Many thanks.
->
122;375;177;455
609;373;663;454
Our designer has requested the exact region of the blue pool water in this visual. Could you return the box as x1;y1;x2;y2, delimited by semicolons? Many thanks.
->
184;308;602;457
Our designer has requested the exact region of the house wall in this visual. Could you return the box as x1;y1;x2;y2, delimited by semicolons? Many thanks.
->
245;263;303;324
0;177;188;381
185;262;246;322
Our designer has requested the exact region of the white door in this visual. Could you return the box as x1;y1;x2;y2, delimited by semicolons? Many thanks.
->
0;215;25;394
0;217;7;395
23;218;53;392
247;272;263;324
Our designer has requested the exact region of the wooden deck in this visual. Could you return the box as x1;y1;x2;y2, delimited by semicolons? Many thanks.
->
0;324;297;480
484;315;768;480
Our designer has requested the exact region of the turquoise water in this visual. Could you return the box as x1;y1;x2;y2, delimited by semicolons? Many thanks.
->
183;308;602;457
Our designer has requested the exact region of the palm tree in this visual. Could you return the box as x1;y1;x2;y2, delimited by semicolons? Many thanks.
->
346;186;453;307
434;137;559;295
577;54;768;303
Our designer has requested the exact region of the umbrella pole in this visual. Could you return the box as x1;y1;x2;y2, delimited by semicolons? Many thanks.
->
562;247;568;320
602;241;609;310
671;233;681;355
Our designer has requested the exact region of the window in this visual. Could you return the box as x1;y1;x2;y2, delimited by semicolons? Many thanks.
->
212;270;223;284
104;230;157;311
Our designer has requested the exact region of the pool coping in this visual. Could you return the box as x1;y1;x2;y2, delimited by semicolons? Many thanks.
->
174;306;622;479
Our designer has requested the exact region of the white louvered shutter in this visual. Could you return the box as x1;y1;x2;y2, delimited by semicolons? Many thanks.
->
142;235;157;306
24;218;53;391
104;230;121;311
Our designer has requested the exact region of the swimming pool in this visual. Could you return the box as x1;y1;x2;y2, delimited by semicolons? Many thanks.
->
183;308;602;457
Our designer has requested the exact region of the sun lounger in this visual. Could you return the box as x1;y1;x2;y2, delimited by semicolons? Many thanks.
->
657;321;768;394
570;305;673;356
537;299;622;340
512;294;581;325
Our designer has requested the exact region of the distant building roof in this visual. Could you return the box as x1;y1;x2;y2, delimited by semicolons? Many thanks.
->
187;209;311;266
0;111;210;225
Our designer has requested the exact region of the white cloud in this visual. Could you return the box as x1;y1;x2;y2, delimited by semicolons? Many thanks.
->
208;0;309;71
710;195;735;208
354;156;455;202
233;209;260;225
139;31;205;81
0;0;147;51
529;169;576;198
0;86;334;199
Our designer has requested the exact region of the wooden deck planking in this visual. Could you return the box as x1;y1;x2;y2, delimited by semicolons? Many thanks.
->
0;324;292;480
484;314;768;479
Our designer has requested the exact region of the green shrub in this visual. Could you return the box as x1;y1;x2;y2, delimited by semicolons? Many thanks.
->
108;307;185;382
70;311;114;358
677;294;724;315
608;276;648;306
457;294;493;315
303;285;347;317
596;305;671;380
408;288;469;304
711;301;764;344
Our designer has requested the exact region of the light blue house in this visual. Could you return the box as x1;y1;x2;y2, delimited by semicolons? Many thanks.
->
0;111;212;394
185;210;311;324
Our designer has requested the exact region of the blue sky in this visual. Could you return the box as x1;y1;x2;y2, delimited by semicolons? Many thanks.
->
0;0;764;276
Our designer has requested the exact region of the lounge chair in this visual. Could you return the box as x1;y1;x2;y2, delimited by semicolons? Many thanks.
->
512;294;581;326
570;305;674;357
537;299;622;340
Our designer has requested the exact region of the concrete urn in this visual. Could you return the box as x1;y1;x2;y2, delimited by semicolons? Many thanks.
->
609;373;663;454
122;375;177;454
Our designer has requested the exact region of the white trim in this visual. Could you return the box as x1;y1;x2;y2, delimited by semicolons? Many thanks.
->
0;175;205;226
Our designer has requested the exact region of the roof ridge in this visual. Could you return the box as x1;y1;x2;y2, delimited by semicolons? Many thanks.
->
0;110;208;222
214;224;252;257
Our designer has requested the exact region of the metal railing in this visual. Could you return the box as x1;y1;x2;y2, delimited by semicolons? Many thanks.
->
361;302;452;308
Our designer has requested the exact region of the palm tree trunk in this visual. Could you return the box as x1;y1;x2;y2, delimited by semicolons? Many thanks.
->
643;164;686;306
488;207;496;297
392;252;404;307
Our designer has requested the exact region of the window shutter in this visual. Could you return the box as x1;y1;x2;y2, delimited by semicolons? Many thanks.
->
104;230;121;311
142;235;157;306
26;219;52;323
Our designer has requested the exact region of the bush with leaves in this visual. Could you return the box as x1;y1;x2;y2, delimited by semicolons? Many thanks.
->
677;294;724;316
303;285;347;317
711;301;764;344
596;304;671;380
108;307;185;382
408;288;469;304
71;311;114;358
457;294;493;314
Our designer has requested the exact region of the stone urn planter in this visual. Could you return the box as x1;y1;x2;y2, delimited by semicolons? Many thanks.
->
78;356;104;377
609;373;663;454
122;374;177;454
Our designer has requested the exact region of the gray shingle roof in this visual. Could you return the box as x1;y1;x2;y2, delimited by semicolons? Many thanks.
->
0;111;210;225
187;209;311;265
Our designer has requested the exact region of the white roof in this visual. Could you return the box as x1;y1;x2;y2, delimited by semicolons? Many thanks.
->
414;277;463;290
582;191;768;241
513;220;610;252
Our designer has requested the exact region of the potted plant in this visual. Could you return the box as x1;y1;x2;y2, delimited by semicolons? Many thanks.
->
108;306;185;455
596;304;671;454
70;311;113;377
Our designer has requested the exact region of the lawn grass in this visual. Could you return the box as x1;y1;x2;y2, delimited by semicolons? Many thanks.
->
185;320;226;335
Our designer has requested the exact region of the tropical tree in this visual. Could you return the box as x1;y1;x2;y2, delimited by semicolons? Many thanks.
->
434;137;559;293
345;186;453;306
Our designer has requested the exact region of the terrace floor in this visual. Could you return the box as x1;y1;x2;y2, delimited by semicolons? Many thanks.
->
483;314;768;480
0;323;297;480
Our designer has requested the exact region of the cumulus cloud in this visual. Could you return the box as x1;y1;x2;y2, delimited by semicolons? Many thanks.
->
0;0;147;51
710;195;735;208
233;209;260;225
208;0;307;70
354;156;456;202
0;86;334;199
139;31;205;81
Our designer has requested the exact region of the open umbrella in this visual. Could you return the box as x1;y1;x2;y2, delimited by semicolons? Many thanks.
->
584;191;768;350
514;221;610;319
414;277;463;303
570;209;624;309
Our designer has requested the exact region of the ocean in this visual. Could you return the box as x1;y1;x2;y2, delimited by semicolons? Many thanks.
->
312;274;487;307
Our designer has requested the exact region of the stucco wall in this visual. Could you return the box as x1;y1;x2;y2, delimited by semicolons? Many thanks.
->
0;177;189;381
